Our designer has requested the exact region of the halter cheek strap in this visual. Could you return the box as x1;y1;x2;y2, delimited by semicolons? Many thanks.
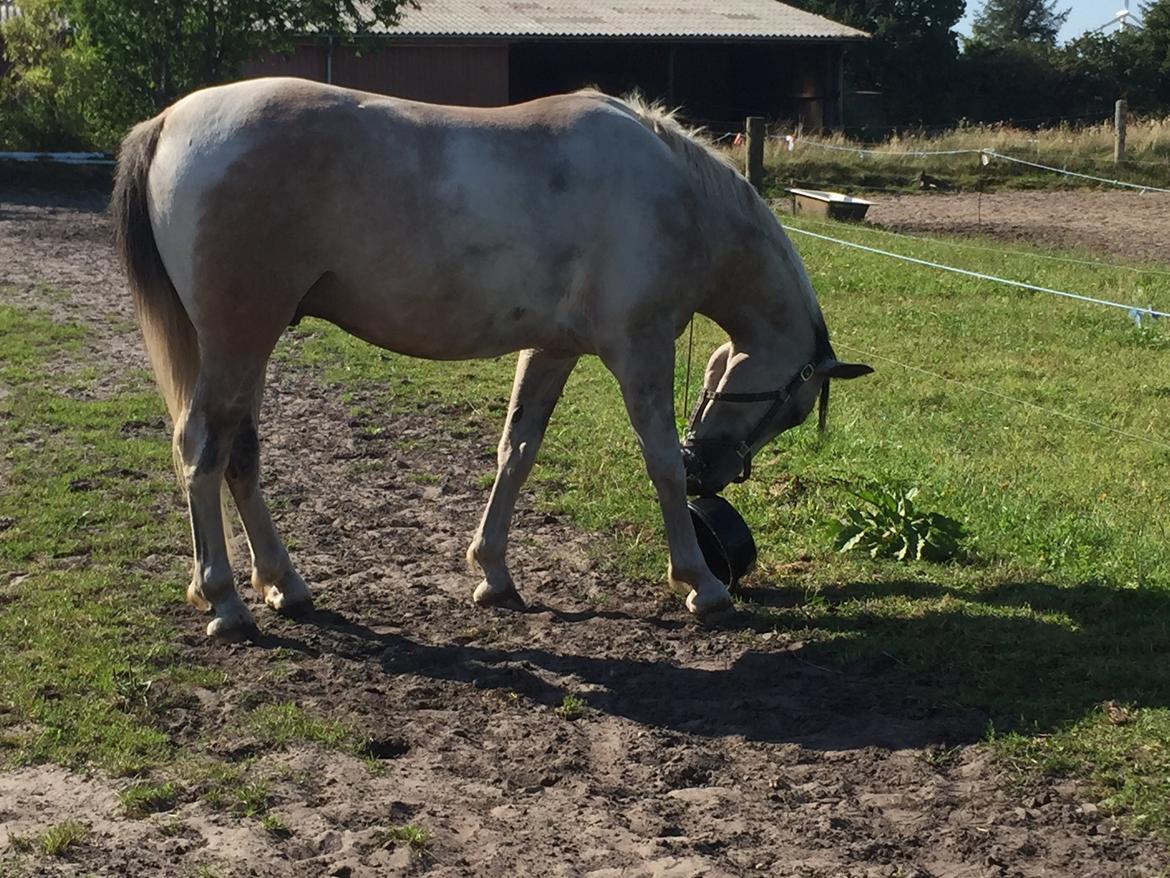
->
683;362;817;483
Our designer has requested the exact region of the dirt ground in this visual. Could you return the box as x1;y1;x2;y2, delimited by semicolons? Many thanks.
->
2;189;1169;877
868;190;1170;264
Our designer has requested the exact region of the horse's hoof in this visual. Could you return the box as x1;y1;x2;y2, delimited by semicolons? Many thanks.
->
258;571;314;616
186;581;211;613
473;580;527;612
686;587;733;617
206;602;258;641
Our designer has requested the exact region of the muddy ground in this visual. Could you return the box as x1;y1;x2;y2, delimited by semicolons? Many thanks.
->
869;190;1170;264
2;188;1168;877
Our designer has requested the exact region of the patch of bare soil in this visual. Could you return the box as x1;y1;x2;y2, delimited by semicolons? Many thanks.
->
868;190;1170;264
3;190;1168;877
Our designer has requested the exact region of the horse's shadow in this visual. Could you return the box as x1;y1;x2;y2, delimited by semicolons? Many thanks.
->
259;577;1170;752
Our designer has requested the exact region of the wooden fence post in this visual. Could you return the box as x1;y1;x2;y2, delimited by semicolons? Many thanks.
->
746;116;765;192
1115;99;1127;164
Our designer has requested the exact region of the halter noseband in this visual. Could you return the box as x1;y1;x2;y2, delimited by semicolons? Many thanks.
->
683;361;817;484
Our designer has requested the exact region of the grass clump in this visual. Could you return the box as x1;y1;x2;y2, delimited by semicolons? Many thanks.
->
119;780;179;818
260;813;292;838
37;820;87;856
377;823;431;858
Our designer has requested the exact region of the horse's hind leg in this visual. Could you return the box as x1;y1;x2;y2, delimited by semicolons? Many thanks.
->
223;382;312;615
178;362;262;640
468;349;578;609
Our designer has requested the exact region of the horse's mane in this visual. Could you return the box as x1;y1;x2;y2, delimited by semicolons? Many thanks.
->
587;89;769;223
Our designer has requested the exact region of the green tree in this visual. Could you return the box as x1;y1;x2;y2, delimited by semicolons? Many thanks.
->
969;0;1070;48
0;0;101;148
794;0;966;125
62;0;414;134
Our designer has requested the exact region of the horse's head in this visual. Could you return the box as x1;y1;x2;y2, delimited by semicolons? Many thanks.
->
681;339;873;496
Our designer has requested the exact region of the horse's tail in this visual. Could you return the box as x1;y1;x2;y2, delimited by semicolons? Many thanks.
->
112;110;199;457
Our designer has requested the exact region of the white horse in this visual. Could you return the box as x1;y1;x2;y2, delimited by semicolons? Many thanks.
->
111;77;871;640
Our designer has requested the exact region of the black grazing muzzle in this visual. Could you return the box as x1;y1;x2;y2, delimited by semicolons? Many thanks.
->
682;362;819;496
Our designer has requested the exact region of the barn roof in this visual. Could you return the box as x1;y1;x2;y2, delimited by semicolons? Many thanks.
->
358;0;868;41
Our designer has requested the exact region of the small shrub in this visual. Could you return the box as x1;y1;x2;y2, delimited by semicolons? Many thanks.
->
830;485;966;563
556;694;587;720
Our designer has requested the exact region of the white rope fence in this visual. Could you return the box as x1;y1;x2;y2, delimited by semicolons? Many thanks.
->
782;225;1170;321
784;138;980;158
783;137;1170;193
979;150;1170;193
782;213;1170;277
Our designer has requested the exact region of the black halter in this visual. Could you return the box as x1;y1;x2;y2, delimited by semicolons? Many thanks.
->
683;361;817;483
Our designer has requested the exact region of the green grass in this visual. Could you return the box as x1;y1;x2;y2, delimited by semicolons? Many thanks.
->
0;306;195;775
244;702;357;752
276;213;1170;837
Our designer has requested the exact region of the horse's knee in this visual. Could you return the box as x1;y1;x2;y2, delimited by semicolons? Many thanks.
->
642;446;685;486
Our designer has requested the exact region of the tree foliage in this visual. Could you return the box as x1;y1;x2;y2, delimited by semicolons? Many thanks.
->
795;0;967;125
970;0;1070;48
0;0;413;148
0;0;101;148
64;0;413;130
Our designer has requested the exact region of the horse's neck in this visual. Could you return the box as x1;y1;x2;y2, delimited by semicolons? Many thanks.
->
702;214;822;351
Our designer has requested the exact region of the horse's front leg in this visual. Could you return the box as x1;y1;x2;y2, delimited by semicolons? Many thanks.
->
468;349;579;609
604;341;732;616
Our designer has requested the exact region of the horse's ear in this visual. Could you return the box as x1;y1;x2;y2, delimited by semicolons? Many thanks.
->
816;360;874;380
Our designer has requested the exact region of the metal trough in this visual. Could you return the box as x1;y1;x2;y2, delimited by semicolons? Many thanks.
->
786;188;873;221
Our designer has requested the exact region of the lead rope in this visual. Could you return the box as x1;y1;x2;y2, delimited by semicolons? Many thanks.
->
681;316;695;429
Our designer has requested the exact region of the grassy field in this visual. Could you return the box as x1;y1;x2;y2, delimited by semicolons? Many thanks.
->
744;116;1170;193
3;205;1170;842
287;213;1170;836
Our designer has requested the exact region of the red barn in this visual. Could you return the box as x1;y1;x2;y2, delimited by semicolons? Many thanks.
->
243;0;867;131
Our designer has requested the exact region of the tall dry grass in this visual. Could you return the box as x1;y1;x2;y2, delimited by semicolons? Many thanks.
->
724;116;1170;193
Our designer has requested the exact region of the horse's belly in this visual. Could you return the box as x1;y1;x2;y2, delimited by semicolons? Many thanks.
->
301;271;588;361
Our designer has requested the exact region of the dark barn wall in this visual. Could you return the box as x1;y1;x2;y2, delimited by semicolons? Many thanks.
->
243;44;328;82
243;43;509;107
508;41;844;130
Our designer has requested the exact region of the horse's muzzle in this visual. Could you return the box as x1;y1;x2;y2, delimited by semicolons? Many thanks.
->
682;444;743;496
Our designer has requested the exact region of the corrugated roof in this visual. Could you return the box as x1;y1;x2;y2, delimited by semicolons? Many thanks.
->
358;0;867;40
